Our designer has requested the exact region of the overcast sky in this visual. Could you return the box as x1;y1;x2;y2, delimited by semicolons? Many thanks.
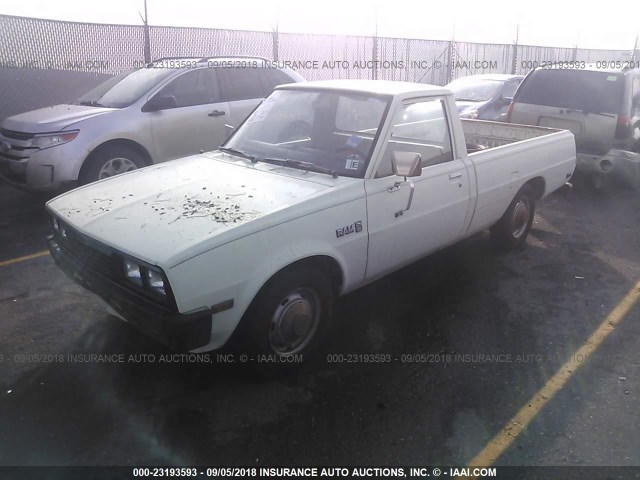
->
1;0;638;50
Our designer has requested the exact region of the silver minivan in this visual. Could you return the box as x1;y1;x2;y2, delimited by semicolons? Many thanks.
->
508;65;640;186
0;57;304;192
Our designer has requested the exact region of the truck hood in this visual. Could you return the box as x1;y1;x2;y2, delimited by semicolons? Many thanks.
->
47;152;356;267
2;104;115;133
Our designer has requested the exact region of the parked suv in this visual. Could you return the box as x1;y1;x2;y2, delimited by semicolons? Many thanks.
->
508;64;640;186
0;57;304;192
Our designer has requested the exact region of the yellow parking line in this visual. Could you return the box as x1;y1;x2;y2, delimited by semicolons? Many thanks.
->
467;279;640;468
0;250;49;267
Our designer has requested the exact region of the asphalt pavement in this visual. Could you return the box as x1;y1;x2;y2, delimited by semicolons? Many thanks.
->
0;181;638;468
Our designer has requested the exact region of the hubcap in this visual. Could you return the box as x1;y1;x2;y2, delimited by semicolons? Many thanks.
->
511;196;531;239
269;288;321;355
98;157;138;179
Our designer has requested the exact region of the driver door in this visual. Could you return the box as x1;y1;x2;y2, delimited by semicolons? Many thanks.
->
364;97;472;280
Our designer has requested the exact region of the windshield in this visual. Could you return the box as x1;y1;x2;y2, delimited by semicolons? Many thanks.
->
515;69;625;114
224;89;390;178
76;68;176;108
447;78;503;102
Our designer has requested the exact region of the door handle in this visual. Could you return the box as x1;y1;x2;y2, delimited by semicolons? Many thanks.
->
208;110;226;117
449;172;463;180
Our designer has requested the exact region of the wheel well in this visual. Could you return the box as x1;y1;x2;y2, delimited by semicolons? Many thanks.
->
272;255;344;295
79;139;153;178
525;176;545;200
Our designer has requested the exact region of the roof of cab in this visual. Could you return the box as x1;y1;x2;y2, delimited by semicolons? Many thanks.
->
277;79;450;97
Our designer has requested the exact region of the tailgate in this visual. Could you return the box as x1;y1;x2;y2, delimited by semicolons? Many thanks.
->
510;69;624;155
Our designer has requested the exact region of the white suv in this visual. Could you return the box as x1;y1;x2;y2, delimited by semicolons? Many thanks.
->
0;57;304;192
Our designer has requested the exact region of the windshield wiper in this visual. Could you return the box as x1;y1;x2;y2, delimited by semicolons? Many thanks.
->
455;97;480;102
265;158;339;178
218;147;259;163
79;100;105;107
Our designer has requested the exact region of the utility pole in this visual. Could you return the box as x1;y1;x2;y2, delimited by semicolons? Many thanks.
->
139;0;151;64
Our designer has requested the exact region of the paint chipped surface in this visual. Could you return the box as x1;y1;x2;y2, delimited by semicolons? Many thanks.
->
46;155;335;266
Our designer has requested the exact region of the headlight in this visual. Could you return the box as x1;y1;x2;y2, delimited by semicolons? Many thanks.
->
123;259;143;287
147;269;166;296
459;109;479;119
33;131;79;149
123;258;167;296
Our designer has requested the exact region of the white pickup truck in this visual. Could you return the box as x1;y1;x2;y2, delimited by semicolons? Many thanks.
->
46;80;576;357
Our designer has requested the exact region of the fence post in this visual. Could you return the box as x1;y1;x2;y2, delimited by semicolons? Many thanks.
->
139;0;151;63
445;40;453;84
272;28;279;62
372;34;378;80
510;24;519;74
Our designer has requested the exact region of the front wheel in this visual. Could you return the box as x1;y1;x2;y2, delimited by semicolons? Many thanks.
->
490;185;536;251
236;267;334;359
80;145;146;185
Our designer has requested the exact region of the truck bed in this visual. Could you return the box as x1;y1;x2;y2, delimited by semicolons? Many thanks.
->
462;119;561;152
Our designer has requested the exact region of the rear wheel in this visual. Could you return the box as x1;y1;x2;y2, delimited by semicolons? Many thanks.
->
80;145;146;185
236;266;334;360
490;185;536;251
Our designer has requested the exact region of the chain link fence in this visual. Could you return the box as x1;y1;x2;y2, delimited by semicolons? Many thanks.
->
0;13;638;119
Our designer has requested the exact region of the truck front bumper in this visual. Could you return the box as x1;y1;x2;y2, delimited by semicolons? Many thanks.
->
47;235;212;351
576;149;640;188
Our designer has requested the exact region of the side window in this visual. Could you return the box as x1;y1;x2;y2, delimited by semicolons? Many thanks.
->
377;99;453;177
218;67;265;102
156;69;218;108
502;80;520;99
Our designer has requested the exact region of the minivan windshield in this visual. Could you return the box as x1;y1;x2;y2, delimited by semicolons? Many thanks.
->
515;69;625;114
76;68;176;108
223;89;390;178
447;78;503;102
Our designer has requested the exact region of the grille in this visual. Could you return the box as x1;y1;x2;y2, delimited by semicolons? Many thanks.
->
57;223;122;281
0;129;34;141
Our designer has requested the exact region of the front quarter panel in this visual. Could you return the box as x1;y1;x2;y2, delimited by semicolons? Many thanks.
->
167;191;368;351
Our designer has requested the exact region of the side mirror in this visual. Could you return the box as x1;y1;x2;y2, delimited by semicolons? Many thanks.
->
143;94;177;112
392;151;422;178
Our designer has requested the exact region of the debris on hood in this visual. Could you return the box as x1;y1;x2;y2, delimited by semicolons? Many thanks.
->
164;193;259;225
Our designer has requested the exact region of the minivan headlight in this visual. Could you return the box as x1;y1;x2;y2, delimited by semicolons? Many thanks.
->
33;131;79;149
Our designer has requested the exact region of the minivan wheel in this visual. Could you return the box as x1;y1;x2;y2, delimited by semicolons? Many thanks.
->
490;185;536;251
80;145;146;185
238;266;334;360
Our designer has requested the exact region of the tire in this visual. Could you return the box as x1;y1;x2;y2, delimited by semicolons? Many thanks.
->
79;145;146;185
235;266;334;360
490;185;536;252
